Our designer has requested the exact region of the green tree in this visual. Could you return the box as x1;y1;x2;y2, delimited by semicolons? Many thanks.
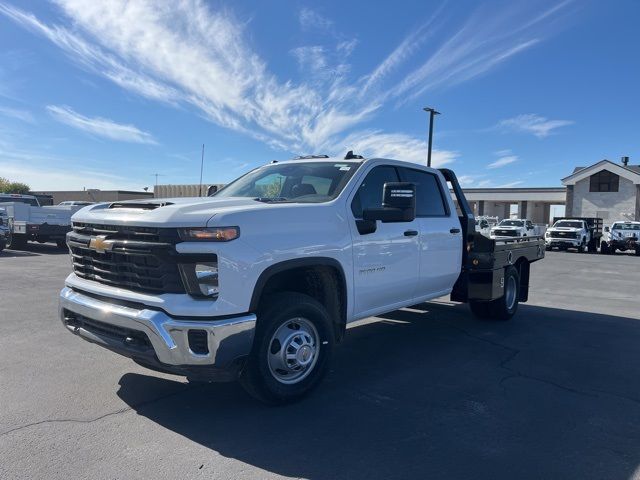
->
0;177;30;194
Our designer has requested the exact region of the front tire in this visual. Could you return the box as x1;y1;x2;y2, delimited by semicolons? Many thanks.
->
239;292;334;404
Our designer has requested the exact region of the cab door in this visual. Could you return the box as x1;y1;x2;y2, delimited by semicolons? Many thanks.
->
348;165;420;318
397;167;462;298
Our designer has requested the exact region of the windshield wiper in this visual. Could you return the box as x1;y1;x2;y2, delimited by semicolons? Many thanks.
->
253;197;289;203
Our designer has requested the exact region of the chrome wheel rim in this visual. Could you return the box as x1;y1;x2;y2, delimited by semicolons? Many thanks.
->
505;275;517;310
267;317;319;385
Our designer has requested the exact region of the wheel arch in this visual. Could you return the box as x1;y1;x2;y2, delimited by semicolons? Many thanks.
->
249;257;348;342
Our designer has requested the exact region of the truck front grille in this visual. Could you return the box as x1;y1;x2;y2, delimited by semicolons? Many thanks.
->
68;223;184;294
493;229;519;237
550;231;577;239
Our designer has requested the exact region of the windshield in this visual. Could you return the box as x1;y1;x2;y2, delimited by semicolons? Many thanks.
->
612;223;640;230
554;221;584;229
213;161;361;203
499;220;524;227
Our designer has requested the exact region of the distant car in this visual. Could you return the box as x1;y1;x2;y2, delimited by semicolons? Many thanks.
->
490;219;536;238
600;221;640;255
58;201;94;206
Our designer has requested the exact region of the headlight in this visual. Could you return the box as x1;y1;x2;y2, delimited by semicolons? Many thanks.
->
179;227;239;242
179;261;219;298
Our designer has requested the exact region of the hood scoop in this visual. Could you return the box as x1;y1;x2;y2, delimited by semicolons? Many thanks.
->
108;201;174;210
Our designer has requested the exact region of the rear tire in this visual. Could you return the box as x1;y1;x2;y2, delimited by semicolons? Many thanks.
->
489;265;520;321
600;242;609;255
239;292;334;404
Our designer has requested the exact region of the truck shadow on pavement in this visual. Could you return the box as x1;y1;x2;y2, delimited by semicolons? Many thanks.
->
117;302;640;480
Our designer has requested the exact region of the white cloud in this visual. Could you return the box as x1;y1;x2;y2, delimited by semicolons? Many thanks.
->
0;1;571;157
299;7;333;31
291;46;327;73
0;105;34;123
488;155;518;169
46;105;157;144
329;130;458;167
497;113;574;138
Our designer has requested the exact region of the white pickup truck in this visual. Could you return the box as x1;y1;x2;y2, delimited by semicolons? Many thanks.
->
490;218;537;238
59;156;545;403
600;221;640;255
545;217;603;253
0;193;81;249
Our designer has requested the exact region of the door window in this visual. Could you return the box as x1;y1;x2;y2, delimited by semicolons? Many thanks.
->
397;168;448;216
351;166;399;218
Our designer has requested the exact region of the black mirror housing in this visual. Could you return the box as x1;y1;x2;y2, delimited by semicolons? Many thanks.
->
362;182;416;223
207;185;218;196
604;226;610;232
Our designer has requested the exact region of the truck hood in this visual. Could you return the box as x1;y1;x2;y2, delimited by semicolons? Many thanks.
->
71;197;273;227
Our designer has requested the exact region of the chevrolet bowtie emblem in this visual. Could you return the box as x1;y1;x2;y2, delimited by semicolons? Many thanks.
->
88;235;115;253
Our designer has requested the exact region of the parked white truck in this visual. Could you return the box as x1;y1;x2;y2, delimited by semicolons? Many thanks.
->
600;221;640;255
545;217;603;253
0;193;81;249
59;156;545;403
490;218;537;238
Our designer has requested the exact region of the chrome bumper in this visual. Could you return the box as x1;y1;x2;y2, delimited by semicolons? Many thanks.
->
59;287;256;367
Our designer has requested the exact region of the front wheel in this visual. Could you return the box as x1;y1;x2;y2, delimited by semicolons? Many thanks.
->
239;292;334;404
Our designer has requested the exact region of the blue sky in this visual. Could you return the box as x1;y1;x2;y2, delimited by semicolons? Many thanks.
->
0;0;638;191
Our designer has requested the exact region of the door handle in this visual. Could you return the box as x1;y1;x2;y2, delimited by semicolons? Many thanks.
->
404;230;418;237
450;228;461;234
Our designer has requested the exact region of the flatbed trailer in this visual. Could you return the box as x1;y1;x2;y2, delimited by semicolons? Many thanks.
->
442;168;545;317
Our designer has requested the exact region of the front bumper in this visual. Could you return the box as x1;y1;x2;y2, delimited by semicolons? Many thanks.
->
545;238;580;247
59;287;256;375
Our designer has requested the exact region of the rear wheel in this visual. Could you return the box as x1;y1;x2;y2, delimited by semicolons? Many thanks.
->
239;292;334;404
489;266;520;320
600;241;609;254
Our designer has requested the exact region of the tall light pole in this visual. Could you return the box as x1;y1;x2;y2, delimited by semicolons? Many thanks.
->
423;107;440;167
198;144;205;197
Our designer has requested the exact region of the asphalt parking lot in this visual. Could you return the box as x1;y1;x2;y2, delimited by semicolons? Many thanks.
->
1;245;640;480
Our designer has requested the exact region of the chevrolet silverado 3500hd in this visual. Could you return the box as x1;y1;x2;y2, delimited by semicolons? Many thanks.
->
59;156;545;403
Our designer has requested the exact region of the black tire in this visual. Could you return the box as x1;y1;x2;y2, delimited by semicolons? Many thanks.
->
56;239;67;249
469;300;492;318
239;292;334;404
8;232;26;250
488;265;520;321
635;247;640;257
600;242;609;255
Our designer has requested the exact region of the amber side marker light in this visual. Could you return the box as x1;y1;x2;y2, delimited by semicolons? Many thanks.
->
179;227;240;242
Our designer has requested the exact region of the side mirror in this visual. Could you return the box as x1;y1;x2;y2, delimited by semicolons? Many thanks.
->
363;182;416;223
604;226;610;232
207;185;218;196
